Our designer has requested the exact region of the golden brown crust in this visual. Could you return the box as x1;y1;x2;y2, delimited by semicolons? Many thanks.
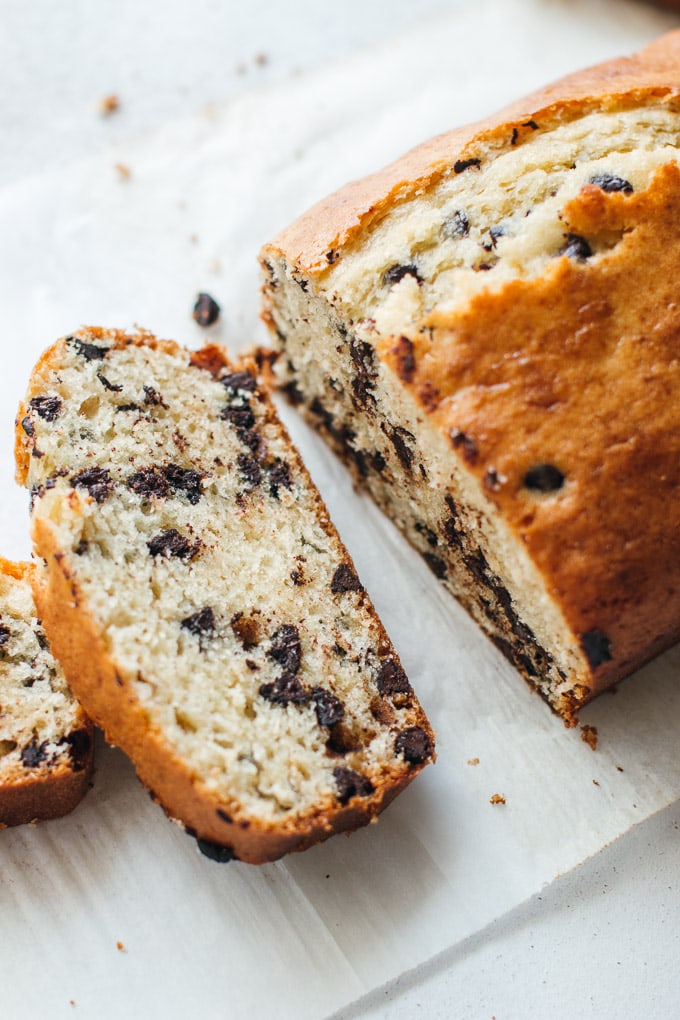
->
22;333;433;864
0;559;93;829
261;30;680;273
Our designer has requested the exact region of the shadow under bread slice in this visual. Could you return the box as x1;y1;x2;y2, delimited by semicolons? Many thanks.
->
15;328;434;865
0;558;93;827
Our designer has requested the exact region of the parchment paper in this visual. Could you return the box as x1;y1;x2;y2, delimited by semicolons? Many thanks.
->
2;1;679;1017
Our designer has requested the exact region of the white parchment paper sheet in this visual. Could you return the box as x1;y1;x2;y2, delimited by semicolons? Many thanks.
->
1;1;679;1017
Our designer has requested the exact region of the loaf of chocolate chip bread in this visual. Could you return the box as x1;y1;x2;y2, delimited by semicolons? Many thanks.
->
0;558;92;827
259;31;680;719
15;328;433;864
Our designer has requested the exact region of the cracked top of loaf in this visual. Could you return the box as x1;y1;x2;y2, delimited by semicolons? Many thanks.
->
262;31;680;696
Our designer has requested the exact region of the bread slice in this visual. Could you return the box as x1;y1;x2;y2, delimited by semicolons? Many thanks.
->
259;31;680;720
15;328;433;864
0;558;92;827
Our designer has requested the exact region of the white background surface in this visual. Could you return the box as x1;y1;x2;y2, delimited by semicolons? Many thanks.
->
2;1;680;1018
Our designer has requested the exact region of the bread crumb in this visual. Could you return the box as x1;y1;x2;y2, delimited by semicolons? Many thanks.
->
114;163;131;180
255;53;269;67
616;764;624;772
489;793;506;805
467;757;480;766
592;779;600;787
116;940;126;952
99;94;120;117
580;724;598;750
69;1001;76;1008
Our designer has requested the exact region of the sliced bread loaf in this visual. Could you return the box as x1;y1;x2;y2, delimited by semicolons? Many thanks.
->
0;558;92;827
15;328;433;863
259;31;680;719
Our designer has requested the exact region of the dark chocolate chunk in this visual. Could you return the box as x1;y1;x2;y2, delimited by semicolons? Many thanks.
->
21;738;48;769
143;385;167;407
442;209;470;239
216;808;232;823
21;416;35;437
268;624;302;674
581;629;613;670
523;119;539;130
127;467;170;498
523;463;565;492
75;540;89;555
349;338;377;407
221;405;256;430
181;607;216;638
29;395;62;421
450;429;479;465
310;687;345;727
0;624;10;647
147;529;196;560
290;569;305;587
393;336;416;383
237;453;262;490
115;402;142;413
71;466;112;503
259;672;308;705
333;767;375;804
376;658;411;696
60;729;91;772
589;173;633;194
196;838;235;863
383;263;423;286
164;464;204;504
423;552;447;579
395;726;432;765
326;249;339;265
67;337;110;361
330;563;363;594
415;522;438;548
222;371;257;394
96;372;123;392
383;424;415;472
267;458;293;498
193;292;220;327
454;157;481;173
559;233;592;261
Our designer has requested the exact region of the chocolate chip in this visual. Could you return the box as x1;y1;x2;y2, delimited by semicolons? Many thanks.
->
216;808;232;823
442;209;470;239
193;292;220;327
181;607;216;638
230;613;261;649
589;174;633;194
376;658;411;696
383;263;422;286
221;405;256;430
75;540;89;555
60;729;91;772
259;673;308;705
450;429;479;465
454;157;481;173
559;233;592;261
523;463;565;492
349;339;377;407
71;466;112;502
326;249;339;265
415;522;439;548
147;529;197;560
29;395;62;421
333;767;374;804
393;336;416;383
267;458;293;498
0;624;10;648
331;563;363;594
21;738;48;769
237;453;262;490
128;467;170;498
96;372;123;392
268;624;302;674
310;687;345;727
523;119;539;130
423;552;447;579
222;371;257;394
290;569;305;586
143;385;167;408
395;727;431;765
581;629;612;669
164;464;204;504
67;337;110;361
21;416;35;437
196;838;235;863
115;403;142;413
382;424;415;471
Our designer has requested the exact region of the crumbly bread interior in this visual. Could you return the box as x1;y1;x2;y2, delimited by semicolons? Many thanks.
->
18;331;432;838
0;561;90;797
262;101;680;716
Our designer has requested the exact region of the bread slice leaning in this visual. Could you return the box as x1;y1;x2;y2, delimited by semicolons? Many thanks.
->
0;558;93;827
15;328;434;864
259;30;680;719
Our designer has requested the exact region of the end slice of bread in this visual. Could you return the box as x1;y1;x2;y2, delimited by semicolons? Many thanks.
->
0;558;93;827
15;328;434;863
